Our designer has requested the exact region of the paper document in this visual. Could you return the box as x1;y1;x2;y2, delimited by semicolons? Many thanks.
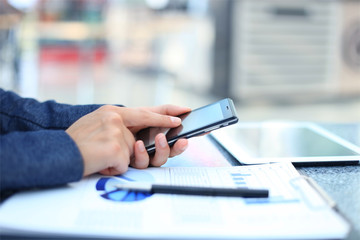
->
0;162;349;239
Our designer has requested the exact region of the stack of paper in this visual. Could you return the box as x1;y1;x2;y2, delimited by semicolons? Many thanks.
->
0;162;349;239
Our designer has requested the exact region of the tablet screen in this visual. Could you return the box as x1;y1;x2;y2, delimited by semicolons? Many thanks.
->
211;122;360;165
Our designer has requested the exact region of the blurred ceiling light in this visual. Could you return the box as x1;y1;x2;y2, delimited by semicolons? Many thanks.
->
145;0;169;10
8;0;38;11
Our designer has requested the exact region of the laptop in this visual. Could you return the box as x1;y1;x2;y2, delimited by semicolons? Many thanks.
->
211;122;360;166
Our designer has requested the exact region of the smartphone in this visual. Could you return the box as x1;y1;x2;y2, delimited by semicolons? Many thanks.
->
136;98;238;154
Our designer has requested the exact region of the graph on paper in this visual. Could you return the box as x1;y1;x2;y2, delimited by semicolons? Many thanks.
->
96;169;154;202
226;165;300;204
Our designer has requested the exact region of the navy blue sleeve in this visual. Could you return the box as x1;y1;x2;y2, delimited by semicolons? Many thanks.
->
0;88;102;133
0;130;84;191
0;88;113;192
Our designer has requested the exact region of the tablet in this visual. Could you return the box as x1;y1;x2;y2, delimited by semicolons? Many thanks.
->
211;122;360;165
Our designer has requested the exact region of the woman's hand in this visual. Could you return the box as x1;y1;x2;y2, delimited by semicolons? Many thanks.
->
66;105;191;177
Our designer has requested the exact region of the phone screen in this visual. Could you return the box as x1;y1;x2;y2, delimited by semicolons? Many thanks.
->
136;99;238;153
168;102;223;137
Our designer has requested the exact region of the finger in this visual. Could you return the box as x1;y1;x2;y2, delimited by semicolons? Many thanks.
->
100;126;135;175
118;108;183;129
99;167;126;176
131;140;150;169
145;105;192;116
169;138;188;157
150;133;170;167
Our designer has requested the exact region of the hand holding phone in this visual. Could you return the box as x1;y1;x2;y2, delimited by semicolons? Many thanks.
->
136;98;238;154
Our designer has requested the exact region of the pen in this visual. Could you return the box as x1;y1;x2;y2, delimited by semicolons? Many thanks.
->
115;183;269;198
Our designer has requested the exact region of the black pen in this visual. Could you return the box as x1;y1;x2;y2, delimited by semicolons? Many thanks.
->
115;183;269;198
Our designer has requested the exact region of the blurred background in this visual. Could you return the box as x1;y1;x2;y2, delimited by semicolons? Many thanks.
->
1;0;359;122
